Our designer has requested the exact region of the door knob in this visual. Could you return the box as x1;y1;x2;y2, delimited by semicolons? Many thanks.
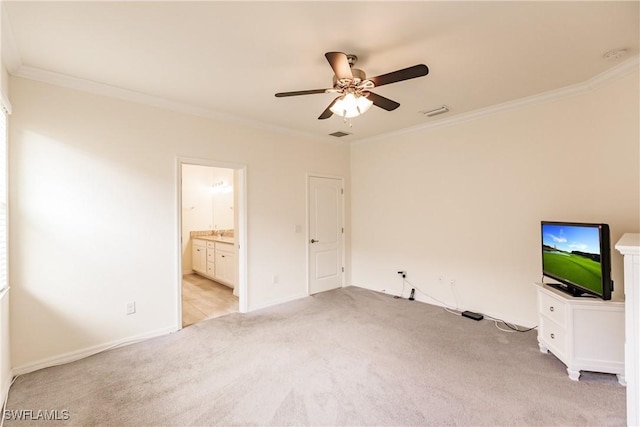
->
310;239;319;243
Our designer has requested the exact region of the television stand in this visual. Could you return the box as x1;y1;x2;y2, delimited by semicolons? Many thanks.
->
535;283;625;384
546;282;590;298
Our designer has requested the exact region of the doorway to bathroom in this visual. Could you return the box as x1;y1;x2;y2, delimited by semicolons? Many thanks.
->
177;159;247;328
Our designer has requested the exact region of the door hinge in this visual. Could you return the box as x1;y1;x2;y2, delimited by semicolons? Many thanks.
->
341;267;344;273
341;227;344;234
341;188;344;195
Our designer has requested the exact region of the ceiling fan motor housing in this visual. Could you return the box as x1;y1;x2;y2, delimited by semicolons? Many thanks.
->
333;68;368;86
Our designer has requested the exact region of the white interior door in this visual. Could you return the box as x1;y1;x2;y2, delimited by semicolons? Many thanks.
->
309;176;343;294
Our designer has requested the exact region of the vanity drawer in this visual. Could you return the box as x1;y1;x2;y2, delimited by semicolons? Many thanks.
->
206;262;215;277
539;291;567;327
215;242;234;253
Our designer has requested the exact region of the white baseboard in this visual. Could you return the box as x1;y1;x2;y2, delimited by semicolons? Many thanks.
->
248;292;308;312
13;293;309;375
350;283;537;329
12;326;177;376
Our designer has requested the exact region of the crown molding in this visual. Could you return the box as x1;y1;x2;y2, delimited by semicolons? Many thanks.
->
9;54;638;146
11;65;336;145
353;55;640;146
587;55;640;90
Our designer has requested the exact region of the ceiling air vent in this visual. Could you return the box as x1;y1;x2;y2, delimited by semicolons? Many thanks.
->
329;131;351;138
421;105;450;117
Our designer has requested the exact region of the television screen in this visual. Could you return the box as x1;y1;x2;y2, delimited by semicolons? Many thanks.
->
541;221;612;300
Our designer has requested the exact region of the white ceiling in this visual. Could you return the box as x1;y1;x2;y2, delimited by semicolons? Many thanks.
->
2;1;639;142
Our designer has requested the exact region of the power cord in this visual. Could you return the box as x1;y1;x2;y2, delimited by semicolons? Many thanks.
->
396;276;537;333
402;277;458;311
394;278;407;300
483;313;538;333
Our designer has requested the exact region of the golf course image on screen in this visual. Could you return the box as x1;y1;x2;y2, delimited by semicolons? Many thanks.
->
542;224;602;293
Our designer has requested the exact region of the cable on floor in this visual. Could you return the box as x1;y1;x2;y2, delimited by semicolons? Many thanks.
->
483;313;538;333
397;278;537;333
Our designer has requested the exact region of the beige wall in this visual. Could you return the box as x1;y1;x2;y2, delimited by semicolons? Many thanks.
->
1;65;7;101
8;63;638;372
9;76;350;371
351;71;639;326
0;1;12;404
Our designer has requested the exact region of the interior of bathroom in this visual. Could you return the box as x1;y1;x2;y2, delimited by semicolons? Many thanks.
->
181;164;238;327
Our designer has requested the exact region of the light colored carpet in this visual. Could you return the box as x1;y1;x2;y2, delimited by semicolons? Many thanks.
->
4;286;626;426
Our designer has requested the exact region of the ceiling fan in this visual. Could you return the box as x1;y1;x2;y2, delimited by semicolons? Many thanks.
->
275;52;429;120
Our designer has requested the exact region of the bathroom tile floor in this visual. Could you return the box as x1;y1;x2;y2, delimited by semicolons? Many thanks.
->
182;274;239;327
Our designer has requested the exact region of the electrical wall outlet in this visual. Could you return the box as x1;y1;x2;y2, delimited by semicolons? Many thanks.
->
449;279;456;286
126;301;136;315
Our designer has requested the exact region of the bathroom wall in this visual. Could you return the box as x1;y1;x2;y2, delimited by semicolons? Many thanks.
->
181;164;235;274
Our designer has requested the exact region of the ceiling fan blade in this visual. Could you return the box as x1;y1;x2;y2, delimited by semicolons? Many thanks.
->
318;97;339;120
275;89;330;97
369;64;429;88
367;92;400;111
325;52;353;80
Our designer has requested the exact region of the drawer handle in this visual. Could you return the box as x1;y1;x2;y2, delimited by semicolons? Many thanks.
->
550;333;555;339
549;306;554;312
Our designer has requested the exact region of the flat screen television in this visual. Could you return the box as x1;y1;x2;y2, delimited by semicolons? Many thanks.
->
541;221;613;300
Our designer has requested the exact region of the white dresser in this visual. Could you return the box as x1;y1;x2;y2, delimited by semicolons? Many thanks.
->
536;283;625;384
615;233;640;427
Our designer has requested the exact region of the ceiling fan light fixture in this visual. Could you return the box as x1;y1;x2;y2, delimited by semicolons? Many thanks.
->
329;93;373;118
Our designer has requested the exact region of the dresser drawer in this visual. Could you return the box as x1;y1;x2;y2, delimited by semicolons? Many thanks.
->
540;316;567;358
539;290;567;327
535;283;625;382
